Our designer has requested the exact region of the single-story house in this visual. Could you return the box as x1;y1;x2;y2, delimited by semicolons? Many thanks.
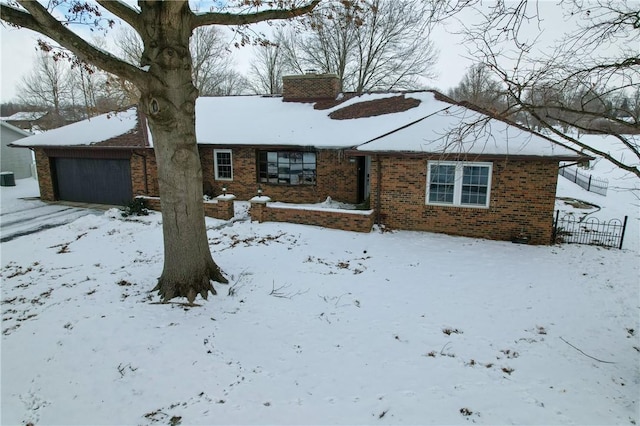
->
11;73;586;244
1;121;33;179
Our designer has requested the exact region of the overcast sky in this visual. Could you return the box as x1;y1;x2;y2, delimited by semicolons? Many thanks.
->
0;2;583;103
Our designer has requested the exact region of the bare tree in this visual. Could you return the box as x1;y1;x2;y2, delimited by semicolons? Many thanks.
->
18;36;130;125
17;51;71;127
0;0;321;303
448;63;506;113
249;32;290;94
190;26;237;96
350;0;437;92
279;0;437;93
211;70;250;96
115;24;238;96
115;25;144;66
67;61;121;120
431;0;639;178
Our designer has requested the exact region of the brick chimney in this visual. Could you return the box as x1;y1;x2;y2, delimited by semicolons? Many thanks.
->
282;72;340;102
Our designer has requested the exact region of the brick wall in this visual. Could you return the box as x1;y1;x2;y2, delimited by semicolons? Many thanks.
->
282;74;340;102
202;147;360;204
107;146;358;203
250;202;374;233
65;146;360;205
370;156;559;245
34;149;54;201
131;149;159;197
141;195;235;221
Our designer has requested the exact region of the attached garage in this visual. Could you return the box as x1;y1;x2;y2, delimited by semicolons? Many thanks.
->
7;108;151;205
52;157;133;205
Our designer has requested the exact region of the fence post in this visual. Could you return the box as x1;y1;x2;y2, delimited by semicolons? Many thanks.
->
619;216;628;250
574;168;578;183
552;210;560;244
587;174;592;191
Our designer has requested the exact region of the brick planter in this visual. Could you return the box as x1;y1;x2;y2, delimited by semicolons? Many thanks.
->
249;197;374;233
140;194;236;221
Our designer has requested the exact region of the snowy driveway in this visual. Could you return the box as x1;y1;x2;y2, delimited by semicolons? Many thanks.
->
0;179;107;243
0;202;104;243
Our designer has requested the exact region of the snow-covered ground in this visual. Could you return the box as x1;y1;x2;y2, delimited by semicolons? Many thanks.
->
0;179;104;243
1;159;638;425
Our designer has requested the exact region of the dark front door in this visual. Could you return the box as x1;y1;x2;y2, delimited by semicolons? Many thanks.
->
54;157;132;205
356;156;370;204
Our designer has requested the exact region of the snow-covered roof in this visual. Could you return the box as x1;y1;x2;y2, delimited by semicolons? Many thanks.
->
194;93;431;148
2;111;48;121
12;92;581;158
356;97;580;157
10;108;141;148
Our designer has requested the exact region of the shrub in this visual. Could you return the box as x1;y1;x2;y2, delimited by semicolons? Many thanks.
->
121;198;149;217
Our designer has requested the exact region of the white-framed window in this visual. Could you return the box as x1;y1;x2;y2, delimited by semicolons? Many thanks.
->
426;161;492;208
214;149;233;181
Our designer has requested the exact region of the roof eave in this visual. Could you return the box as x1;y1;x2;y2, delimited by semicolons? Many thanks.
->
8;144;152;150
197;142;354;150
346;149;591;162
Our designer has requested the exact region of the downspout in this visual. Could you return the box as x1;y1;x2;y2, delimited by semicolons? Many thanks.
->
376;154;382;226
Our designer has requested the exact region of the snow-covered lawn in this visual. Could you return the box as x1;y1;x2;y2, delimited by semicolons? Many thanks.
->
1;168;638;424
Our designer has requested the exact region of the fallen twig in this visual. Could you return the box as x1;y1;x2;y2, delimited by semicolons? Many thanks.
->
440;341;452;356
269;282;308;299
559;337;616;364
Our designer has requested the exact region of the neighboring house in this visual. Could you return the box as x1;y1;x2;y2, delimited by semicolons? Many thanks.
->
1;111;49;131
1;121;33;179
11;73;586;244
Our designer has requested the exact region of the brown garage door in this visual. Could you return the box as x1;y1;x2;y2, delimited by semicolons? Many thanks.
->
54;157;133;205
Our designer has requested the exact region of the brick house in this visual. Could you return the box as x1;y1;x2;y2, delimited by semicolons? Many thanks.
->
11;73;585;244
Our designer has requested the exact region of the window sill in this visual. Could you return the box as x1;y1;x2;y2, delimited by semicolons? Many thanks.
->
259;182;317;187
426;202;490;209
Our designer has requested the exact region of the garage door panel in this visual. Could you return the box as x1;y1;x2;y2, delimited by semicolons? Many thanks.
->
55;158;132;205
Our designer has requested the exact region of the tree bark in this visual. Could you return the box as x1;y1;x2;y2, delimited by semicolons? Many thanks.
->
137;1;227;303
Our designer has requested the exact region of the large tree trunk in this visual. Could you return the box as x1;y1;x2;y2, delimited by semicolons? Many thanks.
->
138;1;227;303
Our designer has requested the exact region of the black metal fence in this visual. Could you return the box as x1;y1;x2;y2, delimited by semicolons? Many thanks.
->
559;166;608;196
553;211;628;249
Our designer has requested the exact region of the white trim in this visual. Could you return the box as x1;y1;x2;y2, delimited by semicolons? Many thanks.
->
1;121;32;137
426;161;492;208
214;149;233;181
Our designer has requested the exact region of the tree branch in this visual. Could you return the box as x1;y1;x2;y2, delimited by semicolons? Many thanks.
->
524;106;640;178
1;1;146;87
95;0;142;34
192;0;321;29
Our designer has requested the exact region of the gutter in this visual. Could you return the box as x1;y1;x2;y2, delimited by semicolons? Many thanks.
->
7;144;151;150
345;149;589;162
